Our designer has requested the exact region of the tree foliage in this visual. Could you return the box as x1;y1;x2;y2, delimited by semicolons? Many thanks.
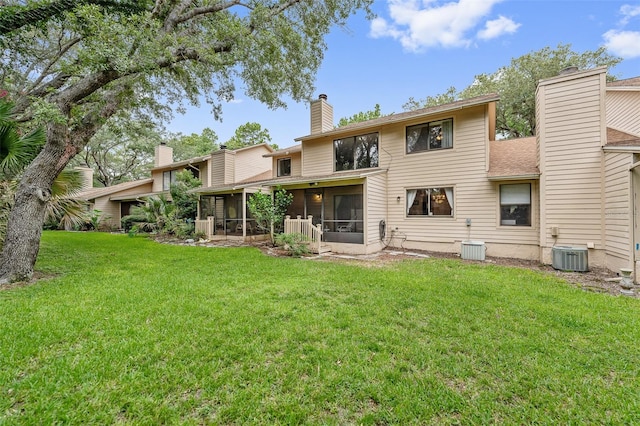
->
169;170;201;221
225;122;274;150
0;0;152;35
168;127;218;161
71;118;163;187
337;103;387;127
0;0;373;283
0;99;45;179
403;45;622;138
248;187;293;244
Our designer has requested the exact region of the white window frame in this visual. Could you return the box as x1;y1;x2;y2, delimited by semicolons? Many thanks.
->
406;187;454;217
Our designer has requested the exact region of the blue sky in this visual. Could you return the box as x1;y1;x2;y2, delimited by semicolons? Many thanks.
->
167;0;640;148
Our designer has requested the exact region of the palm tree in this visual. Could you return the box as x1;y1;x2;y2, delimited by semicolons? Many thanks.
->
129;194;175;233
0;98;45;179
0;98;88;247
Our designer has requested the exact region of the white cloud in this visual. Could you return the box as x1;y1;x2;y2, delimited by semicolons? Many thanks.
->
603;30;640;58
227;99;243;104
369;0;518;51
477;15;520;40
620;4;640;25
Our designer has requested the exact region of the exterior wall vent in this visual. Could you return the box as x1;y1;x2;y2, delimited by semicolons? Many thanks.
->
551;246;588;272
461;241;485;261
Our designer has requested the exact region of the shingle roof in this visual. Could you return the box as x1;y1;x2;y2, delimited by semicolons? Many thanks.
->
606;127;640;146
75;178;154;201
263;144;301;157
607;76;640;87
488;137;539;180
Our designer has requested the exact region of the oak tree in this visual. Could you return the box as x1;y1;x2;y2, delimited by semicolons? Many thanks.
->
0;0;373;283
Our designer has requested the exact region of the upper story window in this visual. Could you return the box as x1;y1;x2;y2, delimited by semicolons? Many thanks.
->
162;170;177;190
278;158;291;177
406;187;453;217
406;118;453;154
189;166;200;180
334;132;379;171
500;183;531;226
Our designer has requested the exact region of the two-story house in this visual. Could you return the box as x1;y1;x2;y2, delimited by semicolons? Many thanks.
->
258;93;507;256
196;67;639;280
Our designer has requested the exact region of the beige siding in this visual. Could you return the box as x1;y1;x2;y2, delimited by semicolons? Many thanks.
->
381;105;539;254
198;162;209;187
302;138;334;176
291;153;302;177
234;146;272;182
224;152;235;184
92;181;153;227
271;152;302;178
310;98;333;134
209;152;226;186
151;170;164;192
604;152;632;267
538;70;606;255
606;91;640;135
93;197;120;227
364;173;387;248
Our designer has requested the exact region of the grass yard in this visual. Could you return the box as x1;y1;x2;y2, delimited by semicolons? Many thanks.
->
1;232;639;424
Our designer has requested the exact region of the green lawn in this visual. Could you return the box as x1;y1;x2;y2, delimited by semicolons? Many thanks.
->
1;232;639;424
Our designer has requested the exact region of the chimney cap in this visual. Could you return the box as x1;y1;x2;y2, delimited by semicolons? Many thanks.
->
318;94;327;100
559;66;579;75
160;141;167;145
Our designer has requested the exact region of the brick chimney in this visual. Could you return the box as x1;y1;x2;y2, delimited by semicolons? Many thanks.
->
155;142;174;167
310;94;333;134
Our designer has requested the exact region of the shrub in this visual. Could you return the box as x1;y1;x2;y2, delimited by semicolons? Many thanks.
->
121;214;147;232
275;233;310;257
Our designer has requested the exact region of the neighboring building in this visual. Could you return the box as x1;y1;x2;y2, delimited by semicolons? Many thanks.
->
536;68;640;275
77;143;274;231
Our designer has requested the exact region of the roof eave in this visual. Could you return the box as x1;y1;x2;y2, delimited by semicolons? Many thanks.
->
295;94;499;142
603;145;640;153
487;173;540;181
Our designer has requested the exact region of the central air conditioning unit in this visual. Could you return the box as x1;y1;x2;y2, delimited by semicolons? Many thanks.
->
461;241;485;261
551;246;588;272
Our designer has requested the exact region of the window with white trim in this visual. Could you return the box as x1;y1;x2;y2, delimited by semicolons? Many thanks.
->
406;118;453;153
500;183;531;226
406;187;453;216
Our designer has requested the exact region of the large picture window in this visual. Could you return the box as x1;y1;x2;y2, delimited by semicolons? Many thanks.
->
334;133;379;171
500;183;531;226
406;188;453;216
406;118;453;153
